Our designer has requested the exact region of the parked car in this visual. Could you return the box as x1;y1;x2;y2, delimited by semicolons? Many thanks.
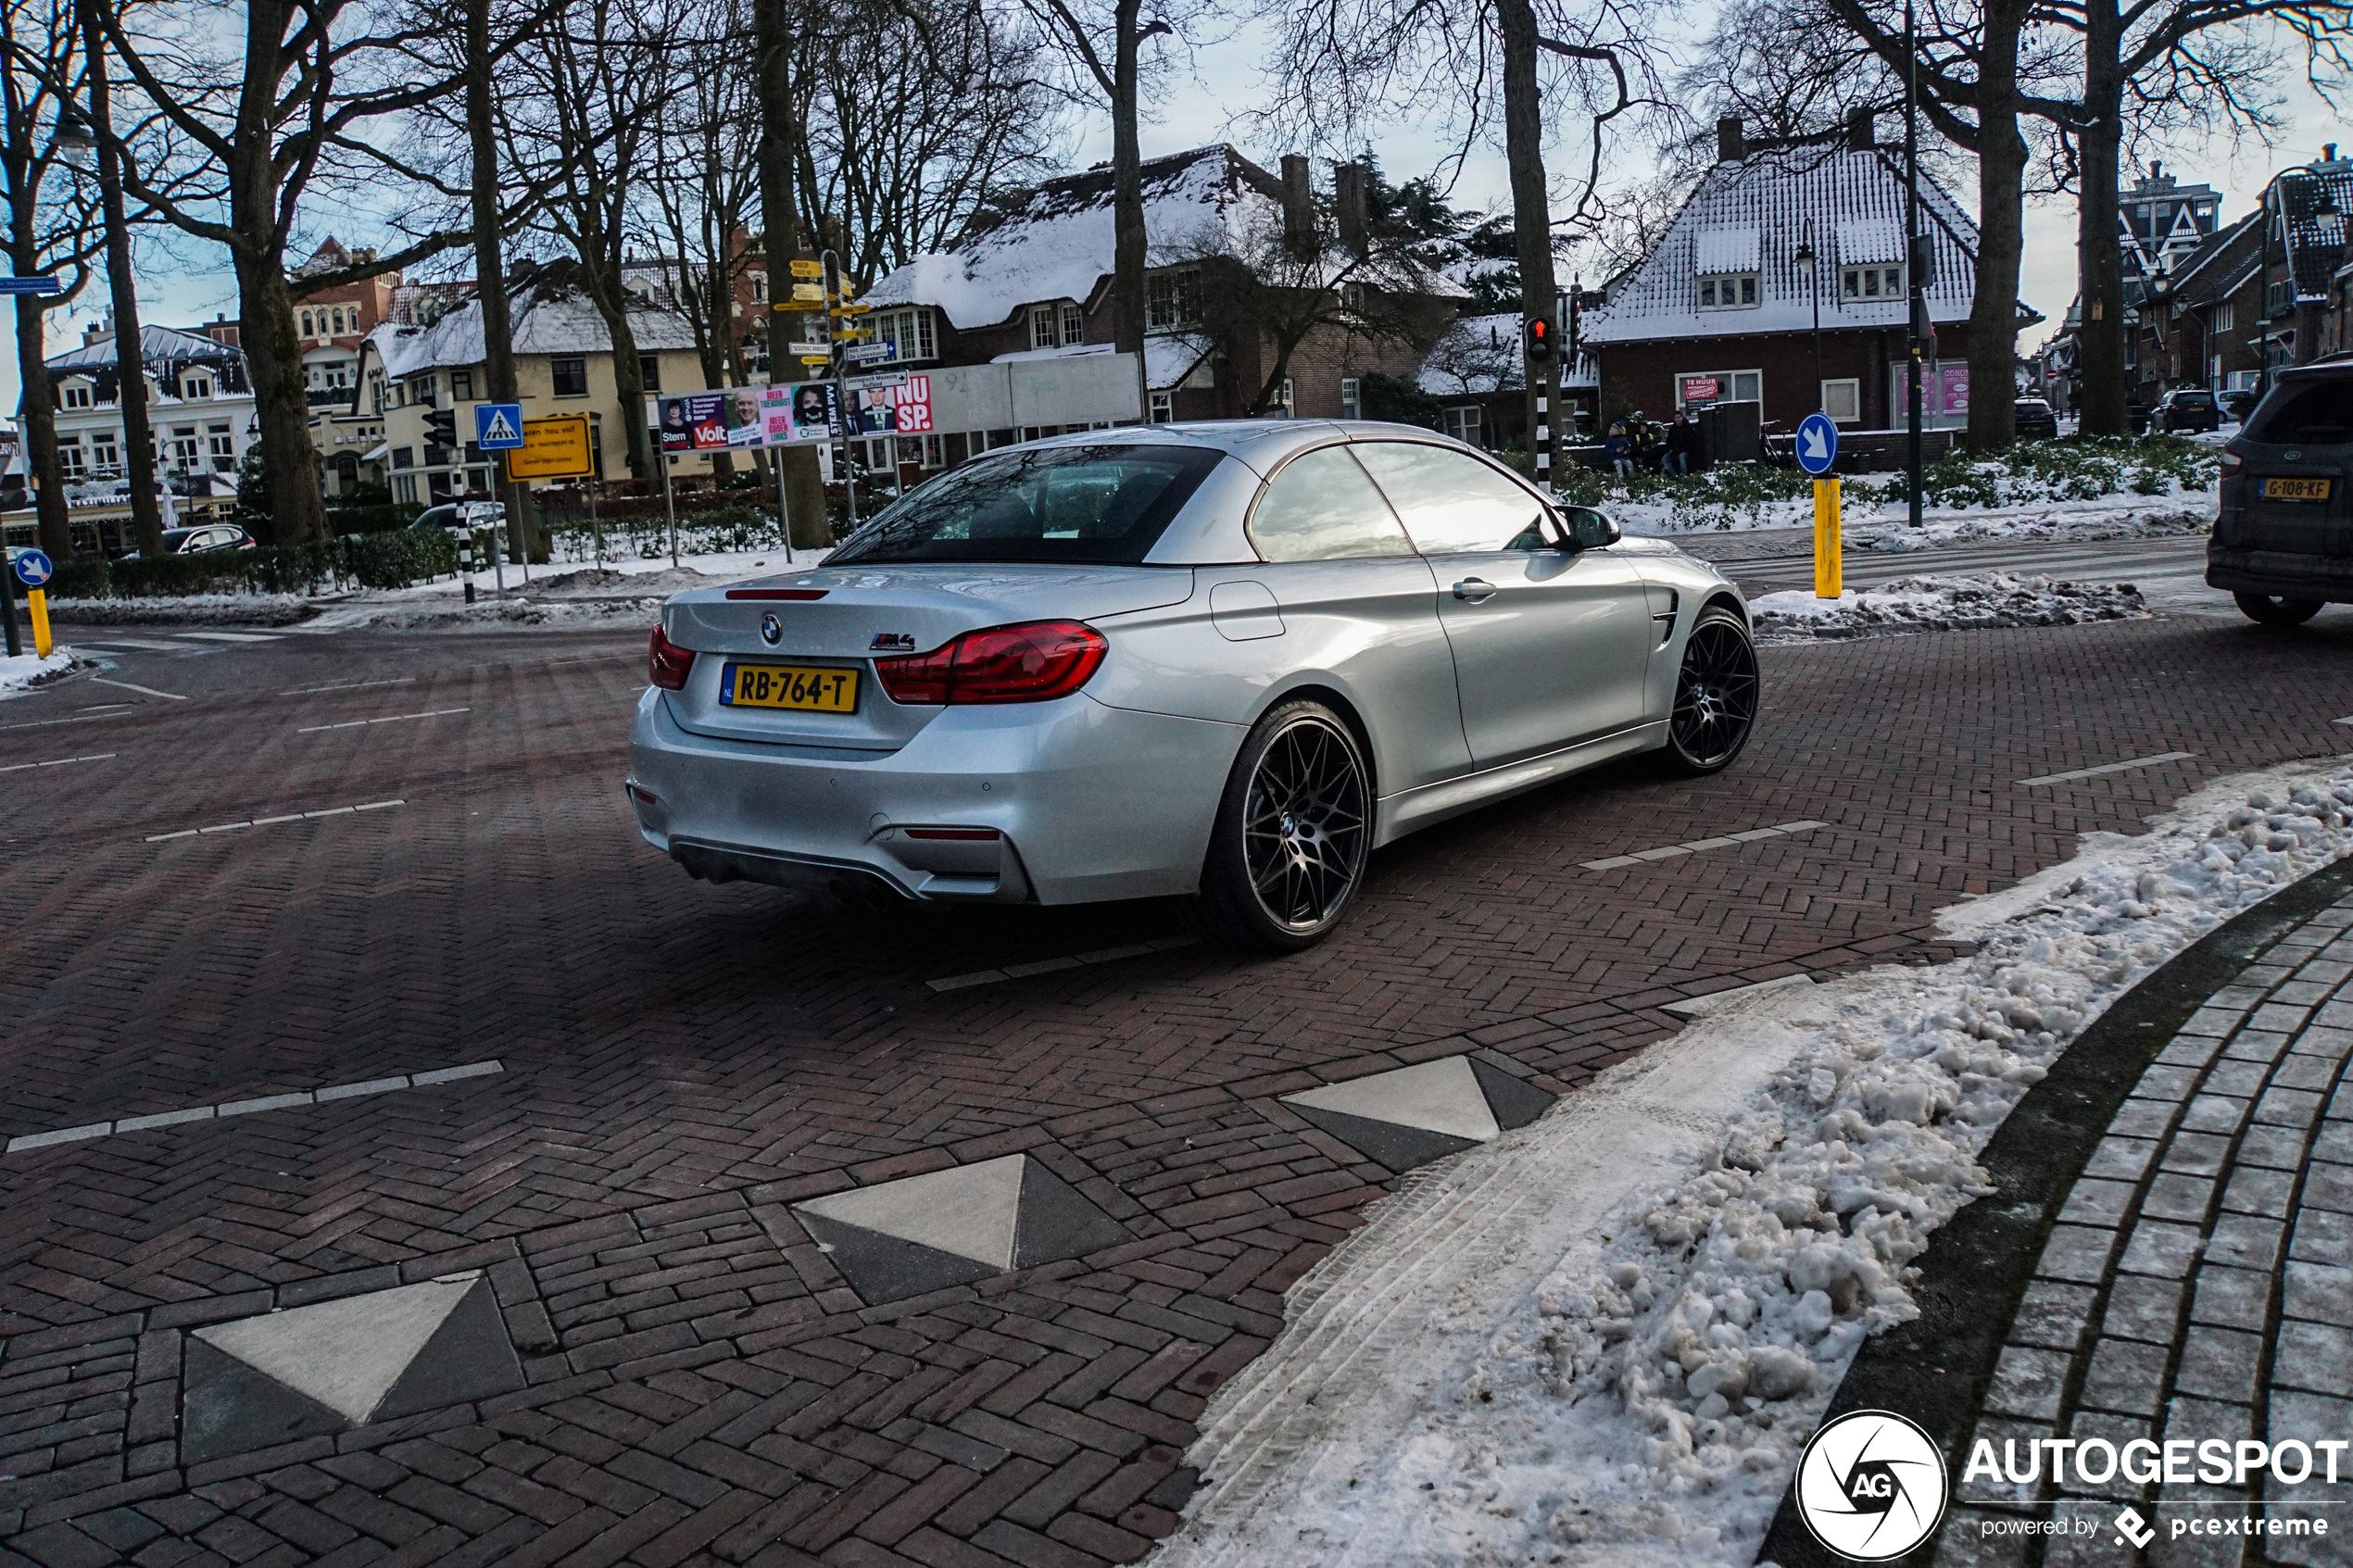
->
410;500;508;535
2153;388;2223;433
2014;398;2059;440
2221;388;2259;424
121;524;257;560
627;422;1758;951
2208;363;2353;625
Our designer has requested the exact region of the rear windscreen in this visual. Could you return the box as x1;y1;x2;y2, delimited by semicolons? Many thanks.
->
826;445;1223;565
2246;378;2353;444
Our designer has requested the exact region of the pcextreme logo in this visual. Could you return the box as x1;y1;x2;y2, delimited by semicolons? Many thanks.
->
1793;1410;1950;1561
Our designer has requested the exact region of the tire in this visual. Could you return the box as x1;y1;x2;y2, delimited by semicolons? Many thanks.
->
1191;700;1371;952
1661;606;1760;775
2234;592;2324;628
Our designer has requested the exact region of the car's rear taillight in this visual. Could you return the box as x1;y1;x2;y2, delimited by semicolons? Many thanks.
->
874;620;1108;706
2220;450;2244;478
648;624;695;690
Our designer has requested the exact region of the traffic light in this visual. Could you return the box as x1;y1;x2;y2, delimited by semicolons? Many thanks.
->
1525;316;1554;363
424;408;457;448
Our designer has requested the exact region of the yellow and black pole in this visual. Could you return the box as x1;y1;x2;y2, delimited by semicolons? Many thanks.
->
1795;413;1842;598
10;546;56;656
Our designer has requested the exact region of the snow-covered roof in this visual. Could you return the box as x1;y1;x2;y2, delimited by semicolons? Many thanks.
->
1583;144;2012;345
367;282;697;378
2277;163;2353;302
864;145;1284;331
45;323;243;373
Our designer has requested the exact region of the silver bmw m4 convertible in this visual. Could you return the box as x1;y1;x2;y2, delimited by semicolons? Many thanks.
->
627;420;1757;950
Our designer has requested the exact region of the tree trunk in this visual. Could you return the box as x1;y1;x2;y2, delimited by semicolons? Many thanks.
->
82;0;163;556
2075;0;2129;437
1964;0;2025;453
229;0;329;546
14;296;72;560
1110;0;1147;362
585;268;652;484
1495;0;1560;484
467;0;543;563
755;0;829;548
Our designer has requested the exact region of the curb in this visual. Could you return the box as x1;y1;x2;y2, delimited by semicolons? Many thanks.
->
1756;849;2353;1568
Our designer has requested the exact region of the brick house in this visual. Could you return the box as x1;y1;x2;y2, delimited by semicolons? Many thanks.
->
290;238;405;418
859;144;1461;474
2266;150;2353;368
1581;115;2033;438
2131;210;2263;402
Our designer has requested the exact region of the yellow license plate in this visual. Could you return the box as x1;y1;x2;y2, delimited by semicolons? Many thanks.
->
2263;477;2333;500
721;663;858;712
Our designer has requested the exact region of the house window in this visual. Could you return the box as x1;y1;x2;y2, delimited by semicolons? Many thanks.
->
57;435;83;476
1821;378;1861;422
1340;282;1367;314
1340;377;1361;420
2213;300;2234;333
1274;380;1295;418
393;473;418;505
751;273;766;303
875;307;937;362
1031;306;1058;350
182;374;212;399
208;422;234;470
452;370;475;401
1149;390;1173;424
1698;273;1759;309
1147;269;1202;331
921;433;945;470
1676;370;1763;409
92;433;118;470
466;467;490;493
302;310;315;336
551;357;588;396
170;426;200;468
1443;406;1482;445
61;383;91;408
1842;266;1904;301
637;354;660;391
392;445;415;470
1061;303;1084;345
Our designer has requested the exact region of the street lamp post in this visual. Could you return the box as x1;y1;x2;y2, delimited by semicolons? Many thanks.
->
1793;233;1822;412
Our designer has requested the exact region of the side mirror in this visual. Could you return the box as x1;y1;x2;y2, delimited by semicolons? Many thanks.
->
1560;507;1619;550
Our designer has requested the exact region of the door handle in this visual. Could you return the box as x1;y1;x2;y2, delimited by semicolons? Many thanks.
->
1453;578;1497;603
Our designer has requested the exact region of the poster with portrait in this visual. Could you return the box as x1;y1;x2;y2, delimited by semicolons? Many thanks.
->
845;374;933;436
758;382;841;445
724;387;766;447
657;393;729;453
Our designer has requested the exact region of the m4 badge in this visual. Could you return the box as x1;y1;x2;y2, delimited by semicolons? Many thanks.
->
869;633;916;651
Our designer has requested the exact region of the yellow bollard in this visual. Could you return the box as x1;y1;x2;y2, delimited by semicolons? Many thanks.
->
27;586;51;657
1812;477;1843;599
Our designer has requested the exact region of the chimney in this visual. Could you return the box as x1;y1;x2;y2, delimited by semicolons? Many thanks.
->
1846;109;1874;151
1280;154;1315;256
2327;143;2340;163
1336;161;1368;254
1717;116;1745;163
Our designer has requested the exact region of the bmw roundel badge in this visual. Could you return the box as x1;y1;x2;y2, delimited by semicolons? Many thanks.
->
760;613;783;646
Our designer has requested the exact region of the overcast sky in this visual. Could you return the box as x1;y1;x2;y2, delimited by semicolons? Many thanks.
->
6;20;2345;415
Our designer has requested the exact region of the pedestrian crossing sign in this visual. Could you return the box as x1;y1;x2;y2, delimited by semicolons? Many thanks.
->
474;403;524;450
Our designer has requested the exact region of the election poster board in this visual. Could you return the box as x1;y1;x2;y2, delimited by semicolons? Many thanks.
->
846;373;933;436
658;393;729;454
760;383;841;445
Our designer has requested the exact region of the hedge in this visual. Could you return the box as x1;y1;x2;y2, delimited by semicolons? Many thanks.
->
49;529;460;600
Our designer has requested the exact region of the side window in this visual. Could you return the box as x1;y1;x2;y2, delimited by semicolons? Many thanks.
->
1248;445;1414;562
1352;442;1549;554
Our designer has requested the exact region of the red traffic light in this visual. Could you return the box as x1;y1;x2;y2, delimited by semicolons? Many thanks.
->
1525;317;1553;361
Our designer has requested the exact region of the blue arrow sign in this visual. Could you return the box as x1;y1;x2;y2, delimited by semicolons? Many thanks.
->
474;403;524;450
0;276;61;295
12;547;55;588
1796;411;1839;476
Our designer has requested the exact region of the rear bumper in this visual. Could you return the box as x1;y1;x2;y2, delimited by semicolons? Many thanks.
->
2207;545;2353;603
627;687;1242;905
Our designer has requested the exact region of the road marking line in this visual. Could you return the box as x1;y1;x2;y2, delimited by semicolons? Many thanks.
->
75;637;188;652
283;677;418;696
2016;750;2198;787
4;1061;505;1155
927;934;1197;992
1581;820;1830;871
88;677;187;701
145;798;405;842
174;631;283;644
0;753;115;775
295;706;470;734
0;710;133;732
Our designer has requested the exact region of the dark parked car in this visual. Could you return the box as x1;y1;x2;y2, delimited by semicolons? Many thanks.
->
2208;364;2353;625
2154;387;2223;433
2014;398;2058;439
122;524;256;560
2221;387;2259;424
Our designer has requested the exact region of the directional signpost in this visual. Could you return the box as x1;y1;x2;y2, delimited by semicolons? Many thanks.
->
12;547;56;657
0;276;60;295
1796;411;1842;599
474;403;524;451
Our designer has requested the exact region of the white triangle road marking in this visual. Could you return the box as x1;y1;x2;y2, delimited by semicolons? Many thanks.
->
196;1275;475;1423
796;1153;1026;1269
1283;1056;1501;1143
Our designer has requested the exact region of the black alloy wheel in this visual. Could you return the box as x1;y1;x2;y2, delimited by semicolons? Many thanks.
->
1663;607;1759;775
1194;700;1371;951
2233;592;2324;628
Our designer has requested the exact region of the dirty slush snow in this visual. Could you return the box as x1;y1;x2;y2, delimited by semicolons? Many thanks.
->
1159;764;2353;1568
1749;573;2149;645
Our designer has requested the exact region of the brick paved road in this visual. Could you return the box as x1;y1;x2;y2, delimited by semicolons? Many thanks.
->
1947;886;2353;1567
4;598;2353;1568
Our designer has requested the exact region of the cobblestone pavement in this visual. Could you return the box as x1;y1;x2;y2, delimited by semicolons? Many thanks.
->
1944;886;2353;1567
3;601;2353;1568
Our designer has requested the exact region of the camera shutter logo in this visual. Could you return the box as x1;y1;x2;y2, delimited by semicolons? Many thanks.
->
1793;1410;1948;1560
761;614;783;646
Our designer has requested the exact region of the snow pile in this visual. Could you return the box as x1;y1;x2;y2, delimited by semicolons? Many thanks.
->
48;593;317;627
1163;763;2353;1568
302;595;667;633
1750;573;2147;644
1613;490;2210;540
0;648;75;698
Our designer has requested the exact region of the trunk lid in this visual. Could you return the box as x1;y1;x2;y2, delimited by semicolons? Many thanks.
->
661;562;1195;750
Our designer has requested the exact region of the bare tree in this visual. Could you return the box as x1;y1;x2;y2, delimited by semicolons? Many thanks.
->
91;0;475;544
1;0;98;560
753;0;826;547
